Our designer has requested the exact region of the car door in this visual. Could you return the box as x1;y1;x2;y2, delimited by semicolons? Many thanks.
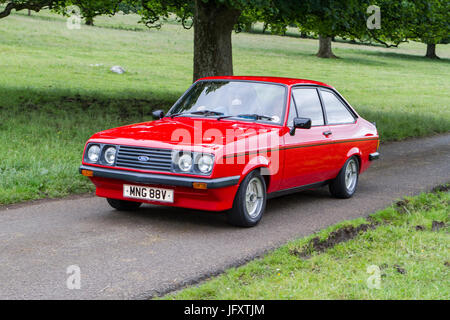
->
281;87;334;190
318;88;359;175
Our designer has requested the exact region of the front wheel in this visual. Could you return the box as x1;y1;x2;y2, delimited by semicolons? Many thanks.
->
329;156;359;199
107;198;142;211
227;170;267;227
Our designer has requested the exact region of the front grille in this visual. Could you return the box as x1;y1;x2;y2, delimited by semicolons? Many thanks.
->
116;145;172;172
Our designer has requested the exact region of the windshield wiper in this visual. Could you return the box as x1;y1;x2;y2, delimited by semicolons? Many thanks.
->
217;115;235;121
171;110;223;118
190;110;224;116
237;114;274;121
217;114;275;121
170;112;187;118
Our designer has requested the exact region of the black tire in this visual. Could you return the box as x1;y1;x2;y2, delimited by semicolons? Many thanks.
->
106;198;142;211
329;156;360;199
227;170;267;227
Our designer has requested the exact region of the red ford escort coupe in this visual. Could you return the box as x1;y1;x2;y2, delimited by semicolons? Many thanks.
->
80;76;379;227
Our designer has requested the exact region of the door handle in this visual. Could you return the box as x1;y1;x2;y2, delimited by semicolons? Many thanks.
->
323;130;332;136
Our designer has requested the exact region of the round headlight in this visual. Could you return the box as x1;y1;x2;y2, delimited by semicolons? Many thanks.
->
197;154;214;174
178;154;192;172
104;147;116;165
87;145;101;162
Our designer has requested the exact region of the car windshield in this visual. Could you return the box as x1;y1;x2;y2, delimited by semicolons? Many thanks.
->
168;81;287;124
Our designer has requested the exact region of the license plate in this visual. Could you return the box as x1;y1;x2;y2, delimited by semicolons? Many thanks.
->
123;185;174;203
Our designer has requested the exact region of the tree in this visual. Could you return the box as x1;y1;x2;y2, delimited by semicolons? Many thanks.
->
0;1;122;24
136;0;241;81
296;0;369;58
83;9;94;25
407;0;449;59
74;1;122;26
364;0;448;58
364;0;413;48
258;0;370;58
0;1;53;18
135;0;301;81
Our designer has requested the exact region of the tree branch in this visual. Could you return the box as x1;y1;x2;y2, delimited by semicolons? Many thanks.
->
140;0;162;29
368;30;409;48
0;1;53;19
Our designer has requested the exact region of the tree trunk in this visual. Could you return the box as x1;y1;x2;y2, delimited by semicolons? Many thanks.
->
316;35;338;58
85;16;94;26
193;0;240;82
425;43;439;59
27;9;31;16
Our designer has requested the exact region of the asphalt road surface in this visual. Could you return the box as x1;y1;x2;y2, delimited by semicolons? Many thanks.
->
0;134;449;299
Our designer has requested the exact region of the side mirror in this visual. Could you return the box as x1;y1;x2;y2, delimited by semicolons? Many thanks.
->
290;117;312;135
152;109;165;120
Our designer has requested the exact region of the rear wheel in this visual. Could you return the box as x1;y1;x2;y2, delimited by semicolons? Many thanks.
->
227;170;267;227
107;198;142;211
329;156;359;198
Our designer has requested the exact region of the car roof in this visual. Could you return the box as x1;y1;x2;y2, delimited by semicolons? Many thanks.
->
197;76;333;88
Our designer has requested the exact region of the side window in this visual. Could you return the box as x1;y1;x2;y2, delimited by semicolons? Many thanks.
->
292;88;324;126
287;96;297;126
320;90;355;124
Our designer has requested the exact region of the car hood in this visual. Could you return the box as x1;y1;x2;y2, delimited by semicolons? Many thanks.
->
89;117;284;153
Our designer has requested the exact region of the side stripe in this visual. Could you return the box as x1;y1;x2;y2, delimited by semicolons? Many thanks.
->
223;137;378;159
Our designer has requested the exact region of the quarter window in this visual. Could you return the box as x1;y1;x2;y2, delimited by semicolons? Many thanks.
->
292;88;324;126
320;90;355;124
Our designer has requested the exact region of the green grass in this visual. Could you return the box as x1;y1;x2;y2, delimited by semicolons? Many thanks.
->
0;11;449;205
164;189;450;300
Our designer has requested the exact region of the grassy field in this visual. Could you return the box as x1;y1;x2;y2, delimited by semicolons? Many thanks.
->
164;189;449;300
0;11;449;205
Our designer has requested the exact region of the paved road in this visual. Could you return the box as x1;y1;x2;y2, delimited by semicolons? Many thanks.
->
0;134;449;299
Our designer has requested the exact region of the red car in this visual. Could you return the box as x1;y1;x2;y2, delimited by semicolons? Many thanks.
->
80;76;379;227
